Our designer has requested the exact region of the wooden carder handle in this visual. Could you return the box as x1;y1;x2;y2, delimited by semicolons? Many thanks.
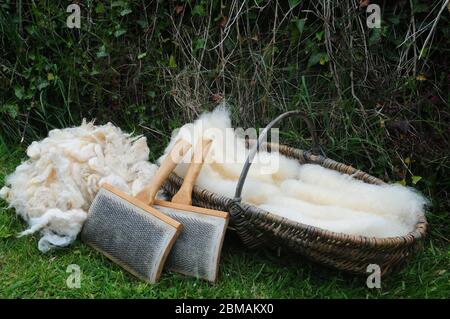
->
135;139;191;205
171;138;212;205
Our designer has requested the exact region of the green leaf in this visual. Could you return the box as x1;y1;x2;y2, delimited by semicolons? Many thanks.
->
120;8;132;16
37;80;49;90
192;4;206;17
288;0;301;9
47;73;55;81
168;55;177;68
90;68;100;76
111;1;126;8
307;52;327;68
137;19;148;29
293;18;306;34
114;29;127;37
369;28;382;44
24;90;34;100
1;103;19;118
14;86;24;99
95;3;105;13
137;52;147;59
315;31;324;42
96;45;109;58
193;38;206;52
147;91;156;98
412;176;422;185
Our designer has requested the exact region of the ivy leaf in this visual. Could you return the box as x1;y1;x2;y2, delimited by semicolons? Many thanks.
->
288;0;301;9
96;45;109;58
307;52;328;67
293;18;306;34
137;19;148;29
90;68;100;76
24;89;34;100
14;86;24;99
120;8;132;16
1;103;19;118
114;29;127;37
193;38;206;52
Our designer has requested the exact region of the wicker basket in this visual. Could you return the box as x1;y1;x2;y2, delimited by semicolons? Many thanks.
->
162;111;428;275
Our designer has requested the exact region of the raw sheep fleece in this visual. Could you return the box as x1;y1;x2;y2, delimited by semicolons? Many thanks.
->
163;106;428;238
0;120;158;252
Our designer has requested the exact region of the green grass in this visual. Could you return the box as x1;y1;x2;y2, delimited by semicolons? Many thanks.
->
0;144;448;299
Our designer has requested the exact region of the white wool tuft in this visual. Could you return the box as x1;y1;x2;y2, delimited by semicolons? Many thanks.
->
164;107;428;238
0;120;158;252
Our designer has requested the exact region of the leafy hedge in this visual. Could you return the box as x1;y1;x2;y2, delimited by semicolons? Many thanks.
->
0;1;448;224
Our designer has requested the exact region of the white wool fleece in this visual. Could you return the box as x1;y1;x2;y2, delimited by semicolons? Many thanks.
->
164;106;428;238
0;120;158;252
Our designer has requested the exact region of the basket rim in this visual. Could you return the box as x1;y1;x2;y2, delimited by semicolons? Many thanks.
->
167;141;428;250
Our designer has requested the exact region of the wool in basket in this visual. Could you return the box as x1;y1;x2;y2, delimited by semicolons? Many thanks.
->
162;106;428;238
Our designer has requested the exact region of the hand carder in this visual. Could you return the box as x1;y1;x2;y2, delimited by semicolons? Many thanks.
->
152;138;230;283
81;139;192;283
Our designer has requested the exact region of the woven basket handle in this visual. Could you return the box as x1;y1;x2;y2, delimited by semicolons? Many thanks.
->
233;110;323;203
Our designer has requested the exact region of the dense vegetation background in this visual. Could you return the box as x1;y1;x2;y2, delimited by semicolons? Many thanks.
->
0;0;448;298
